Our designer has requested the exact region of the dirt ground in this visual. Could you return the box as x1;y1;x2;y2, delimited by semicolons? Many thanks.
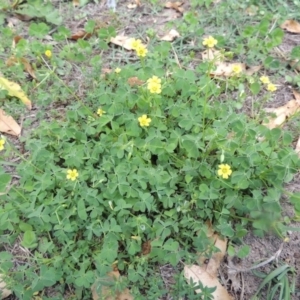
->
2;0;300;299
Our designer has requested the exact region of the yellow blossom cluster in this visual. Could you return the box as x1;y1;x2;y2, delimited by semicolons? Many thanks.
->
260;76;277;92
147;76;162;94
130;38;148;57
202;36;218;48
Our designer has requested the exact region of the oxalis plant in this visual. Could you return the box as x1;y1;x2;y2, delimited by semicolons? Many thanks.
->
1;33;300;299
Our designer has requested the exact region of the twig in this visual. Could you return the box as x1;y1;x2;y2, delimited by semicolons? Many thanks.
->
228;242;284;273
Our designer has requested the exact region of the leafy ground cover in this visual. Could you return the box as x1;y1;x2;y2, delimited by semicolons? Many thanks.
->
1;0;300;299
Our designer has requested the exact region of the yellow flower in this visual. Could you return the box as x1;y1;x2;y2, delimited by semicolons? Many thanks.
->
217;164;232;179
138;114;151;127
97;108;106;116
45;50;52;58
267;83;277;92
67;169;79;181
260;76;270;84
135;45;148;57
147;76;161;85
129;38;143;50
0;138;5;151
147;82;162;94
115;67;121;74
202;36;218;48
232;64;242;74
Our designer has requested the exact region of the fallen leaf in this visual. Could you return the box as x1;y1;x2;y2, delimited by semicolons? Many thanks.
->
0;77;32;109
201;49;224;63
128;77;145;86
141;240;151;255
135;0;141;6
164;1;184;13
73;0;80;7
210;62;246;77
184;265;233;300
160;29;180;41
263;98;300;129
289;59;300;71
280;20;300;33
70;29;93;40
295;136;300;157
14;13;34;21
292;89;300;102
244;65;262;76
12;35;23;48
0;274;12;299
91;270;133;300
245;5;259;16
0;109;21;136
6;56;37;79
127;3;137;8
110;35;136;50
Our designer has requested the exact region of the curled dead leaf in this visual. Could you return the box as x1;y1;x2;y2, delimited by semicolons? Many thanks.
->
263;98;300;129
0;109;21;136
127;3;137;9
70;29;93;40
73;0;80;7
0;274;12;299
110;35;137;50
141;240;151;255
184;265;233;300
6;56;37;79
164;1;184;13
210;62;246;77
201;49;224;63
280;20;300;33
244;65;262;76
91;270;133;300
0;77;32;109
128;77;144;86
295;136;300;157
160;29;180;41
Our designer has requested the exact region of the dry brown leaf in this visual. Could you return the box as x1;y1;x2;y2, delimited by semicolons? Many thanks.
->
292;89;300;103
12;35;23;48
70;29;93;40
201;49;224;63
210;62;246;77
160;29;180;41
6;56;37;79
14;13;34;21
295;136;300;157
128;77;145;86
127;3;137;8
0;274;12;299
263;98;300;129
244;65;262;76
164;1;184;13
73;0;80;7
110;35;136;50
245;5;259;16
141;240;151;255
280;20;300;33
0;109;21;136
0;77;32;109
135;0;141;6
91;270;133;300
289;59;300;71
184;265;233;300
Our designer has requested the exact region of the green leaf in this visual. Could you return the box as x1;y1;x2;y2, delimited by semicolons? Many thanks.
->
0;172;11;193
21;230;37;248
237;245;250;258
31;266;59;291
78;199;87;220
28;23;50;38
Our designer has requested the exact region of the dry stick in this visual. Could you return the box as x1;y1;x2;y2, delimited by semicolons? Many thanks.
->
171;44;182;69
228;242;284;273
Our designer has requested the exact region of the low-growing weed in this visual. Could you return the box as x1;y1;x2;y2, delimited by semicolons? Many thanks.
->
0;1;300;299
